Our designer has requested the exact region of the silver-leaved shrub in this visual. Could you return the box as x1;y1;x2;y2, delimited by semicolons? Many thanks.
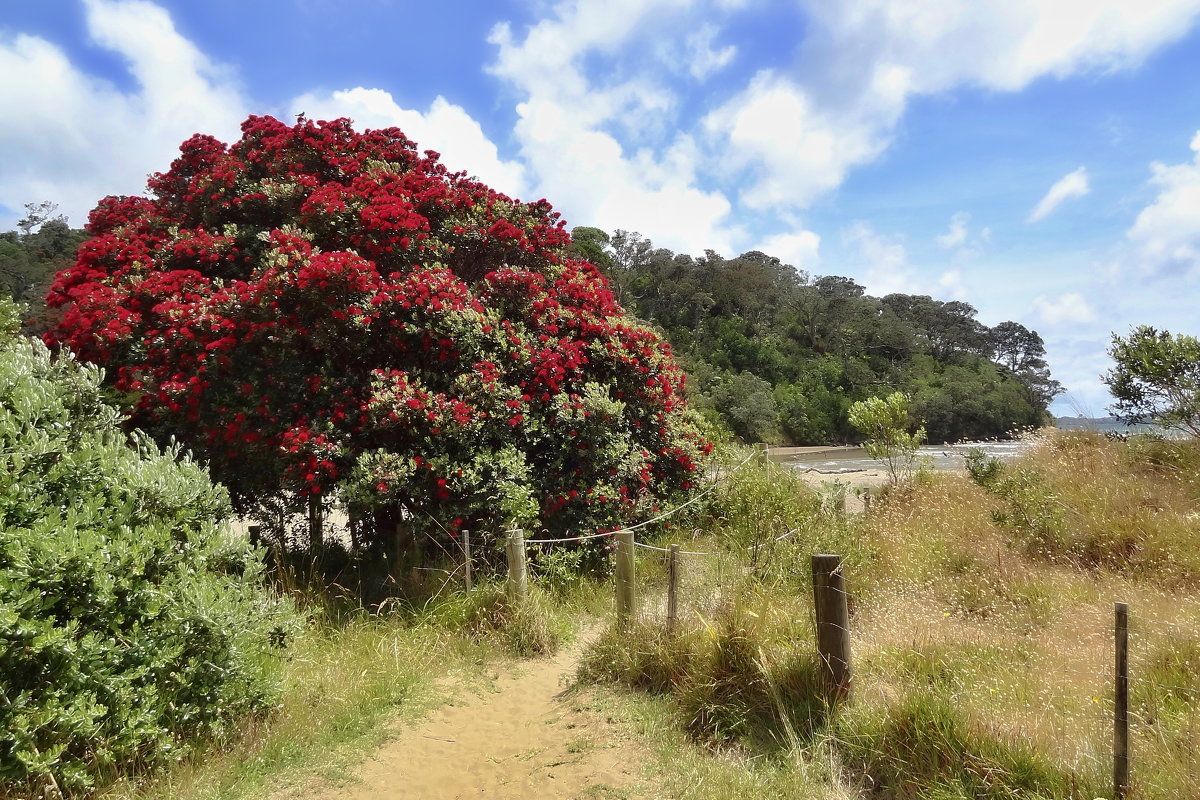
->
0;297;297;796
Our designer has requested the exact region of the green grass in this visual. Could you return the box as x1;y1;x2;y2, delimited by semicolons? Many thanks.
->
96;614;494;800
97;572;597;800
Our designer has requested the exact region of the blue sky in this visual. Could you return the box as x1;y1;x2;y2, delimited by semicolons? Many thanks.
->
3;0;1199;415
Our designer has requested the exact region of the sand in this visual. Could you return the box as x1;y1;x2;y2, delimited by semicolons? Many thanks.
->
273;631;653;800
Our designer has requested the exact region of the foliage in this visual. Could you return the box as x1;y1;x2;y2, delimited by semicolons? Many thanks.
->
848;392;927;483
0;296;297;796
1103;324;1200;437
708;371;780;443
577;228;1059;445
0;202;87;331
46;116;709;547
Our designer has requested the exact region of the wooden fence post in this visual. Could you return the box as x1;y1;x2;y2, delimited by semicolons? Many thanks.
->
615;530;636;626
506;528;528;601
1114;602;1130;799
308;495;324;554
462;529;473;591
812;553;852;700
666;544;680;633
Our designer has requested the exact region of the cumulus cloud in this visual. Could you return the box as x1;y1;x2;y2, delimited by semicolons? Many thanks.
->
703;71;884;210
487;0;740;256
1031;291;1097;324
697;0;1200;217
1028;167;1090;222
1126;129;1200;278
0;0;248;228
289;88;527;199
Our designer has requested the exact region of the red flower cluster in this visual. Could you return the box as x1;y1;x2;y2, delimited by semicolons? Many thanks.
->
47;115;709;540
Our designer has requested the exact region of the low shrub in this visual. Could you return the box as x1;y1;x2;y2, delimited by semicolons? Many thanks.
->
0;298;297;796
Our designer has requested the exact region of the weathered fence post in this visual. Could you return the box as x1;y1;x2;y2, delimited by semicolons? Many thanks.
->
812;553;852;700
1114;602;1130;799
308;495;324;554
615;530;636;626
666;544;680;633
506;527;528;601
462;529;473;591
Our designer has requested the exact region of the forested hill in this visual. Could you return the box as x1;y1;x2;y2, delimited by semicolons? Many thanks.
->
570;227;1063;445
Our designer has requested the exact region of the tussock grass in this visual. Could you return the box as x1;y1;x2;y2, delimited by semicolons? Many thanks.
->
420;581;574;657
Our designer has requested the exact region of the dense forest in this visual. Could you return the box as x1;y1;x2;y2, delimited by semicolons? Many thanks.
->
569;227;1062;444
0;207;1061;447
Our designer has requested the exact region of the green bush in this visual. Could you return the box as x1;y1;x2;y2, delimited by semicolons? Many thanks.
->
0;299;297;796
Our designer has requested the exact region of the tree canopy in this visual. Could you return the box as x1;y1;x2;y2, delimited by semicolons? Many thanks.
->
570;229;1061;444
1103;325;1200;437
46;116;709;543
0;202;87;330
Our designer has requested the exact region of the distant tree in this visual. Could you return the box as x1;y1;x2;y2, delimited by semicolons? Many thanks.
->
1;202;86;333
710;372;780;443
989;321;1063;408
1103;325;1200;437
848;392;927;483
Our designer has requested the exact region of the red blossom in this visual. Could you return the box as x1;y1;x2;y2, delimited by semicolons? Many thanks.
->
47;114;708;538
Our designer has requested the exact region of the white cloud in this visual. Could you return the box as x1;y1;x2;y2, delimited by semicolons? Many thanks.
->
486;0;740;256
935;211;970;248
685;24;736;80
701;1;1200;215
843;221;968;300
754;230;820;269
289;88;528;199
703;71;884;210
0;0;248;227
1126;129;1200;278
1031;291;1097;324
1028;166;1090;222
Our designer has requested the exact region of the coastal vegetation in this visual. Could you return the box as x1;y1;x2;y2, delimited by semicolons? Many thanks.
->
569;227;1062;445
2;115;1197;799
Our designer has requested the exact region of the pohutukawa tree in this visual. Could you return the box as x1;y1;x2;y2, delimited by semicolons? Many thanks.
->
47;115;710;545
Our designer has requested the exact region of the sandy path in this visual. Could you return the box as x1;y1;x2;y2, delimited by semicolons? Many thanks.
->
275;629;652;800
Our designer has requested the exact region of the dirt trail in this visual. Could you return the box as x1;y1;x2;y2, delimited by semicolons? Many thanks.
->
276;630;652;800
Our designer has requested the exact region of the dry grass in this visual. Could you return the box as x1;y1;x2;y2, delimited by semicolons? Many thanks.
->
579;434;1200;798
